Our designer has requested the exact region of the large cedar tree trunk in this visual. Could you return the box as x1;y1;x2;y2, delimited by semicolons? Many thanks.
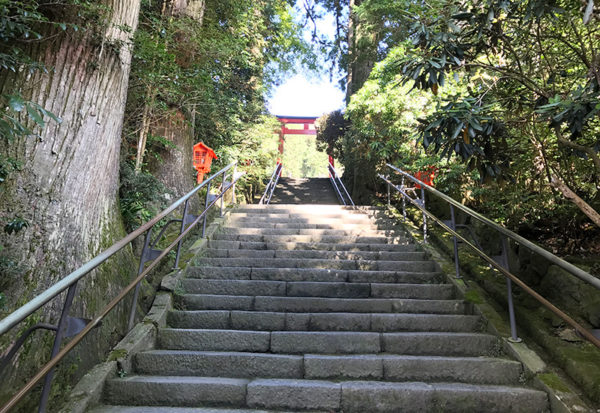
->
148;109;199;209
345;0;378;203
0;1;141;408
144;0;206;208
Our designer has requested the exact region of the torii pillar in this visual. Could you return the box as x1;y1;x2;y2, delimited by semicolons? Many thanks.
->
275;115;319;163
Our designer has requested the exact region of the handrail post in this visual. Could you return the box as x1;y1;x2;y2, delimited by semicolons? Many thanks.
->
500;236;521;343
450;205;461;279
232;164;237;204
387;180;391;207
401;176;406;222
173;199;191;270
202;182;211;238
38;283;78;413
202;181;212;238
220;170;226;217
128;229;154;330
421;186;427;242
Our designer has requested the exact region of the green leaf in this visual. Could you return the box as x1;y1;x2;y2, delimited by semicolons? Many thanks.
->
8;95;25;112
26;105;45;127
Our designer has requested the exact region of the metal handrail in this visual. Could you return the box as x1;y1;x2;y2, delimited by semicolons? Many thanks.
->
380;164;600;349
385;164;600;289
0;161;243;413
328;163;354;206
259;162;282;205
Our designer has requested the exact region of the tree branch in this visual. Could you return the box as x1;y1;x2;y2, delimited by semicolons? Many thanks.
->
554;126;600;176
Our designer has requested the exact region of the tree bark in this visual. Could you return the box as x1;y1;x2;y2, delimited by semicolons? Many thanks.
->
0;0;141;406
345;0;377;102
550;174;600;226
138;0;206;204
148;109;199;210
532;134;600;227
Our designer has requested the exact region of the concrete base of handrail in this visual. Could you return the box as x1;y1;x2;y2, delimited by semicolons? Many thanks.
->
58;292;172;413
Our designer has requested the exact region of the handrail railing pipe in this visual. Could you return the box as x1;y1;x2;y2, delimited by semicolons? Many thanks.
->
266;163;283;204
259;162;282;205
380;164;600;349
328;163;354;207
328;170;344;204
0;161;243;413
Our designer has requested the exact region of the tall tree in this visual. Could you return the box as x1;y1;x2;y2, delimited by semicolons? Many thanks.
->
0;0;141;406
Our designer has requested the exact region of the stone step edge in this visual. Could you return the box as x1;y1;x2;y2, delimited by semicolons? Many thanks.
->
104;376;548;412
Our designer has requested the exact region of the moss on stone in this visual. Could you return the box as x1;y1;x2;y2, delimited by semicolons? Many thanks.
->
538;373;572;393
107;349;128;362
464;289;484;304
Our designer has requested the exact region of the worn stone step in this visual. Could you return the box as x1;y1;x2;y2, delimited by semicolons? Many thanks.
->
226;222;384;232
203;248;425;261
186;266;443;283
227;218;376;228
227;215;373;224
211;233;408;244
178;294;466;314
304;354;522;384
180;279;454;299
135;351;303;378
235;204;381;210
194;257;436;272
90;407;275;413
167;311;480;332
339;381;548;412
104;376;249;407
135;351;521;385
103;376;547;412
218;227;400;237
207;240;419;252
158;330;499;356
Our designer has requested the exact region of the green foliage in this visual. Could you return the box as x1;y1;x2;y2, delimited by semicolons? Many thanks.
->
420;96;508;180
122;0;311;174
4;216;28;235
316;110;347;161
281;135;329;178
330;0;600;240
119;163;173;231
0;1;65;184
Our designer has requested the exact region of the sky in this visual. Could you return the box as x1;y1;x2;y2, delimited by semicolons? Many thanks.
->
267;4;345;118
267;74;345;117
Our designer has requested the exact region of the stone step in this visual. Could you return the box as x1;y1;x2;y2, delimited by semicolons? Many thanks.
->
231;206;380;214
337;381;548;413
180;279;454;299
218;227;395;237
194;257;437;272
203;248;426;261
178;295;466;314
158;330;499;356
90;407;272;413
135;350;522;385
104;376;249;407
167;311;480;332
207;240;419;252
104;377;547;412
227;217;375;227
186;266;443;283
211;233;408;244
236;204;376;209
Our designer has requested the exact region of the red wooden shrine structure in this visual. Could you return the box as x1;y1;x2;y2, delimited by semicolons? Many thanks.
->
275;115;334;166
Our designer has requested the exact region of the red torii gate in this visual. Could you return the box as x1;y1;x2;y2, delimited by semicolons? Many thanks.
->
275;115;334;166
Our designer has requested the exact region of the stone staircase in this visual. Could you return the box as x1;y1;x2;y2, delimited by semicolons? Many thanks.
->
92;205;549;412
269;178;339;204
